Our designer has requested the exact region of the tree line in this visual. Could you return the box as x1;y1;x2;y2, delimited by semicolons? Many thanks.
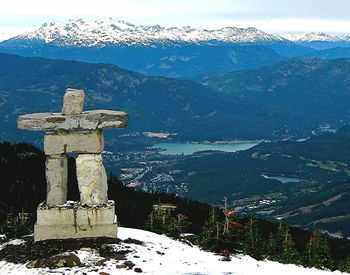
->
1;142;350;272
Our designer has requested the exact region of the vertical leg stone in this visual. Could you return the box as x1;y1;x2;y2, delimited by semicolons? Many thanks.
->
46;155;68;205
76;154;108;206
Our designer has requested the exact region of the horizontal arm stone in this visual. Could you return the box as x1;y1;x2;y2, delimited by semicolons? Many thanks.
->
17;110;128;131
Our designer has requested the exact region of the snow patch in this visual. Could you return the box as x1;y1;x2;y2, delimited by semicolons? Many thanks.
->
0;227;347;274
0;238;26;250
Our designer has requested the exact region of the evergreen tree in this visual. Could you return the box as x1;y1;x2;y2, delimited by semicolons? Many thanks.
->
264;232;277;260
274;222;285;256
144;210;155;232
338;257;350;273
263;222;284;261
169;213;191;238
304;232;333;269
279;226;300;264
318;235;333;269
242;216;263;259
144;207;173;235
198;206;223;251
263;222;300;263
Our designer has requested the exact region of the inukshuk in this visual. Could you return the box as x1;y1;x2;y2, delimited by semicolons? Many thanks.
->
17;88;128;241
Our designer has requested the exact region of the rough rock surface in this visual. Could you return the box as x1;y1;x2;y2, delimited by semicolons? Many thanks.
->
44;130;104;155
76;154;108;206
0;236;121;264
45;155;67;205
26;252;81;268
17;110;128;131
61;88;85;116
34;201;117;241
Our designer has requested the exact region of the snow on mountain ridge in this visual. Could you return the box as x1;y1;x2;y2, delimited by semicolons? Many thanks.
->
5;19;350;46
281;32;347;42
0;27;30;42
14;18;286;46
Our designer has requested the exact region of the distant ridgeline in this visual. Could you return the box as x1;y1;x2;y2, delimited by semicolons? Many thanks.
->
0;53;319;143
0;19;291;78
2;142;350;272
2;19;350;78
1;54;350;144
194;57;350;128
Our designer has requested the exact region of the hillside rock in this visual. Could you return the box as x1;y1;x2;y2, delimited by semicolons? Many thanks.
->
26;252;81;268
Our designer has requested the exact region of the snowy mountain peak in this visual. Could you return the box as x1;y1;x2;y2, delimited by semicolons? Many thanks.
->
11;18;286;46
281;32;344;42
4;19;350;46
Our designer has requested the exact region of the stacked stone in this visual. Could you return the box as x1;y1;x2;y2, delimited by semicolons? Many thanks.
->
17;88;128;241
44;89;107;206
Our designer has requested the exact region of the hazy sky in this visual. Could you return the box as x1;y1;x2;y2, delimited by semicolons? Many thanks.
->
1;0;350;33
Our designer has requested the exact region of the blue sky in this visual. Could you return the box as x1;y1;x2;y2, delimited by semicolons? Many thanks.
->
1;0;349;33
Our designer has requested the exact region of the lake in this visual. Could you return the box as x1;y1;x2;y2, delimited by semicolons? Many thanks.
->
151;141;259;155
261;174;303;183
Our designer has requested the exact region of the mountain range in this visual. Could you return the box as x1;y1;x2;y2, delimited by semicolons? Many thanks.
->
0;19;291;78
281;32;350;50
0;19;325;78
195;57;350;129
0;53;317;144
2;19;350;78
281;32;350;42
0;19;287;46
2;52;350;144
1;19;350;79
1;19;349;46
7;18;287;46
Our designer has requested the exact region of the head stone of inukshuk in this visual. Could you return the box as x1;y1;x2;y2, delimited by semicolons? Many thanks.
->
17;88;128;207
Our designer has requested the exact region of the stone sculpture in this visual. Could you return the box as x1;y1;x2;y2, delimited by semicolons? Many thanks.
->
17;88;128;241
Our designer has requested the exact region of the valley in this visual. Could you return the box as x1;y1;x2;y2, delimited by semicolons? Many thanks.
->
1;52;350;237
101;126;350;237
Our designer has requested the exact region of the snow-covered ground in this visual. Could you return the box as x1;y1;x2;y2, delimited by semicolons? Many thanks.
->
0;227;347;274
